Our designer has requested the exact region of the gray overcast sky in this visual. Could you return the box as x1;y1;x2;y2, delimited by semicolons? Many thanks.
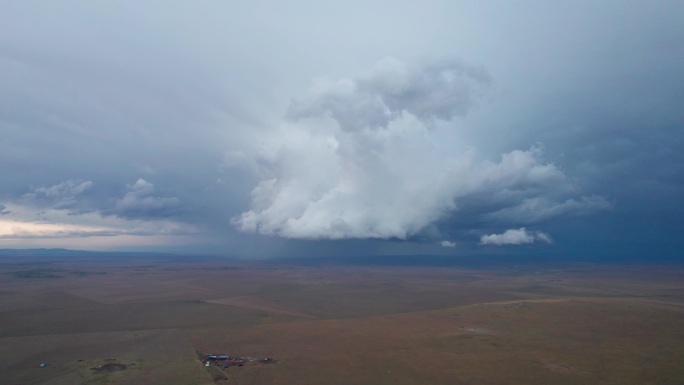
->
1;1;683;259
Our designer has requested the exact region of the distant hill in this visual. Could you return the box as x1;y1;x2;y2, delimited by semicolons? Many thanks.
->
0;248;219;261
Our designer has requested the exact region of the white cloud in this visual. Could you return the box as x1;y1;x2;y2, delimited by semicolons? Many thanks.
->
233;58;572;240
360;57;491;121
441;240;456;248
287;57;490;132
5;2;679;254
479;227;553;246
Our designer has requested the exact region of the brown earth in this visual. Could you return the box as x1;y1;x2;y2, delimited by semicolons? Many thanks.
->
1;256;683;384
0;329;213;385
91;362;128;371
203;296;317;318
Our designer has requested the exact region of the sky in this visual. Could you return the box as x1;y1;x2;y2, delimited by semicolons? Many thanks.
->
1;1;683;260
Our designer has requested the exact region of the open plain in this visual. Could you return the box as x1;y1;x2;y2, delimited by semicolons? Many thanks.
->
1;253;684;385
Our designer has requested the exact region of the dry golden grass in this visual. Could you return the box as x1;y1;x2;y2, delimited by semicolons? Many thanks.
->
1;257;684;384
0;329;213;385
203;296;317;318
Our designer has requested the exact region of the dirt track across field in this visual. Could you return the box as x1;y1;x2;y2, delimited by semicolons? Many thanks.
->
203;296;317;318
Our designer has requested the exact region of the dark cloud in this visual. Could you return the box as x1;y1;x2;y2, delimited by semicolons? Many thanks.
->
111;179;182;219
0;1;682;258
22;180;93;210
483;195;612;224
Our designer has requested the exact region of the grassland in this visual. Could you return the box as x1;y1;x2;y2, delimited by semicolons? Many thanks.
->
1;255;683;384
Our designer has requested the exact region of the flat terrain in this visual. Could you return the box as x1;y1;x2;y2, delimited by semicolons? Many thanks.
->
0;329;213;385
1;254;683;384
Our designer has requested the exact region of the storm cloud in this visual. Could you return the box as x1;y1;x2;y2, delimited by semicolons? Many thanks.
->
232;58;607;241
287;58;490;131
1;1;682;258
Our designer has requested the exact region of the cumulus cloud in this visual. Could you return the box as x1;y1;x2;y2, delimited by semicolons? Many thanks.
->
233;58;576;240
113;179;181;219
31;180;93;197
0;178;196;248
23;179;93;210
480;227;553;246
287;57;490;132
1;2;681;255
360;57;491;121
441;240;456;248
233;126;566;240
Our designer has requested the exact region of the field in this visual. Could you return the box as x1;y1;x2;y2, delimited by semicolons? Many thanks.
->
1;254;683;384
